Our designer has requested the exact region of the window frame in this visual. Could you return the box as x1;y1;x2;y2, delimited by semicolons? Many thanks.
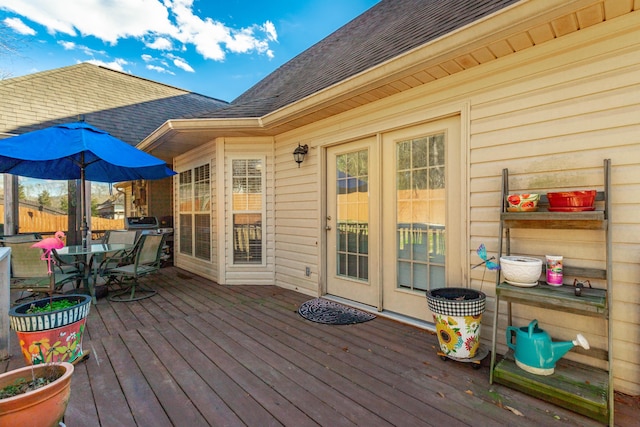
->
228;155;266;266
178;163;211;261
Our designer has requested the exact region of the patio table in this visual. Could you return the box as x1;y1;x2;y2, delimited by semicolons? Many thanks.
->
56;243;133;304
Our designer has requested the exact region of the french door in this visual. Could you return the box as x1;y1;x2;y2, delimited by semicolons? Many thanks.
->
326;137;379;307
381;116;462;320
325;116;462;320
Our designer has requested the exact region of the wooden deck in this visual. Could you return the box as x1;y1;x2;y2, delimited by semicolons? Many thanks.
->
3;266;638;426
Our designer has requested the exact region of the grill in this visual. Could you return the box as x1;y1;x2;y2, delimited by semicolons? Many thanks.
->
124;216;174;265
125;216;159;230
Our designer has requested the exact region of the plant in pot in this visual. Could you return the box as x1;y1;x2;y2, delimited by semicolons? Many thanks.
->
9;293;91;365
9;235;92;365
0;361;74;426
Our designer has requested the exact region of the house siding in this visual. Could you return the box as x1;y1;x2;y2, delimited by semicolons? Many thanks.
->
269;11;640;394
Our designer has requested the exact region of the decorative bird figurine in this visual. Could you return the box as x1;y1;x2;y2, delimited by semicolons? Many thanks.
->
31;231;65;274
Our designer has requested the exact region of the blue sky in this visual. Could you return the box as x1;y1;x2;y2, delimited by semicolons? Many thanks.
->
0;0;379;102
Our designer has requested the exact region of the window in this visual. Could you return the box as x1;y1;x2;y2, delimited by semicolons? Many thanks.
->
396;133;445;292
179;164;210;260
336;149;369;281
232;158;263;264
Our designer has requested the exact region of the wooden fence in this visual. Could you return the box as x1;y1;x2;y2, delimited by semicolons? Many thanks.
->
0;205;124;235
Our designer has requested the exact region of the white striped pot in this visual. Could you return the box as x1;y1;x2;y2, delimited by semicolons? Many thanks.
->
9;294;91;332
9;294;91;365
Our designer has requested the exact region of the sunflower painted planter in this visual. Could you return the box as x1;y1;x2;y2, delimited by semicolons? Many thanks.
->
9;294;91;365
426;288;486;359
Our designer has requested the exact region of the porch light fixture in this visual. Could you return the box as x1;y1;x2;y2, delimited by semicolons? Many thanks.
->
293;143;308;167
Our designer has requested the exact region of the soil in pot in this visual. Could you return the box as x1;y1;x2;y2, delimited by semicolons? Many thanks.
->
0;362;74;427
0;364;63;398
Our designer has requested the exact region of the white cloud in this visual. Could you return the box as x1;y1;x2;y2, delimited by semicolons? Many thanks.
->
59;40;76;50
146;36;173;50
146;64;175;75
262;21;277;42
141;54;154;62
171;56;194;72
0;0;278;70
168;2;279;61
3;17;35;35
83;58;128;72
57;40;106;57
0;0;176;44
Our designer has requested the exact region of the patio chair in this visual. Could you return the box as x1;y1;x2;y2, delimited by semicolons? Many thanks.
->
102;230;139;246
102;233;166;302
92;229;139;285
3;239;81;303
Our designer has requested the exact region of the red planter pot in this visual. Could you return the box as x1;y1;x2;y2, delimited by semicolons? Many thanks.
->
9;294;91;365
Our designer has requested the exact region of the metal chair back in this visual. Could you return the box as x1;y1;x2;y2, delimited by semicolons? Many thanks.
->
104;230;138;246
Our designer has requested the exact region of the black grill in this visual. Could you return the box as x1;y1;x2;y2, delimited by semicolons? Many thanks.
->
124;216;160;230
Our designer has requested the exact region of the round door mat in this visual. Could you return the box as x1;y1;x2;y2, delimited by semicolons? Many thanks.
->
298;298;376;325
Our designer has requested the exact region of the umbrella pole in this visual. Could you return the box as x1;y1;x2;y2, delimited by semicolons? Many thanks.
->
80;161;89;249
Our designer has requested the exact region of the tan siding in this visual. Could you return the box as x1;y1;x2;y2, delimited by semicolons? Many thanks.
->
272;140;321;296
465;18;640;394
270;12;640;394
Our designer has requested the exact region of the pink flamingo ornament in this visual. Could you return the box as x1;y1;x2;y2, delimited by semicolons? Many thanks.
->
31;231;65;274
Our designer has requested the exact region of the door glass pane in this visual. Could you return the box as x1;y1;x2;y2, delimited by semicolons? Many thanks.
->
396;132;445;292
335;149;368;282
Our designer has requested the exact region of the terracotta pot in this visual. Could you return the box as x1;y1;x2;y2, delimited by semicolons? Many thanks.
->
9;294;91;365
0;362;74;427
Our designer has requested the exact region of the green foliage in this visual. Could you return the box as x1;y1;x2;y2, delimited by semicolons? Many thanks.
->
18;183;26;201
26;299;78;314
37;190;51;207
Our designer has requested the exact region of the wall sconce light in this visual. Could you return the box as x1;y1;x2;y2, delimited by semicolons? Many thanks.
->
293;143;308;167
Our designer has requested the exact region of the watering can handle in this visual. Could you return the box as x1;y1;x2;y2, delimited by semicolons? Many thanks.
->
528;319;539;337
506;326;517;351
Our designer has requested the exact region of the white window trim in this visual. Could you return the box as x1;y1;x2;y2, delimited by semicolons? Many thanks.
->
227;155;266;267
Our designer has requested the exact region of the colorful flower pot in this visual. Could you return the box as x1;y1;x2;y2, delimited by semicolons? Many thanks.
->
0;362;74;427
9;294;91;365
426;288;486;359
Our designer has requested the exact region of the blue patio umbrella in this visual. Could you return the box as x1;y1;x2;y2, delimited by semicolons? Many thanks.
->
0;121;176;245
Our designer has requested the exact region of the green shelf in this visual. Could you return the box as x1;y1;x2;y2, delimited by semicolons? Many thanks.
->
493;350;608;424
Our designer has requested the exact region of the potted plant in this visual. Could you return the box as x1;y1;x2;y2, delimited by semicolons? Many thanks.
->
9;294;91;365
0;362;74;426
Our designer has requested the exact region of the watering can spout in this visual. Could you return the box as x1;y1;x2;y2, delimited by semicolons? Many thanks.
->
551;333;590;364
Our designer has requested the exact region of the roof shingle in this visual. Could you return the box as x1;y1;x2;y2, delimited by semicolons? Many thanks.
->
205;0;519;119
0;63;229;144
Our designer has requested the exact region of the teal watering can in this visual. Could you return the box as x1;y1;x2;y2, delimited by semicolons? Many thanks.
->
506;319;589;375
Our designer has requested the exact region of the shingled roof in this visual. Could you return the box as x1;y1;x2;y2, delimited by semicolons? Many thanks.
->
0;63;228;144
200;0;519;119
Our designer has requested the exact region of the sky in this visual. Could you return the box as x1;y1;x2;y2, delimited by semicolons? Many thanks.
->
0;0;380;102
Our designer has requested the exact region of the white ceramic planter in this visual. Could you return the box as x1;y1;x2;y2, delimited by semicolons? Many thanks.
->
500;256;542;286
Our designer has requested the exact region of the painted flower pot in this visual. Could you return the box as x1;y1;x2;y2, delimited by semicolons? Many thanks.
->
426;288;486;359
9;294;91;365
0;362;74;427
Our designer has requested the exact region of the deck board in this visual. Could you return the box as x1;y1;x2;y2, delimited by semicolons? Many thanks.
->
4;266;638;426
